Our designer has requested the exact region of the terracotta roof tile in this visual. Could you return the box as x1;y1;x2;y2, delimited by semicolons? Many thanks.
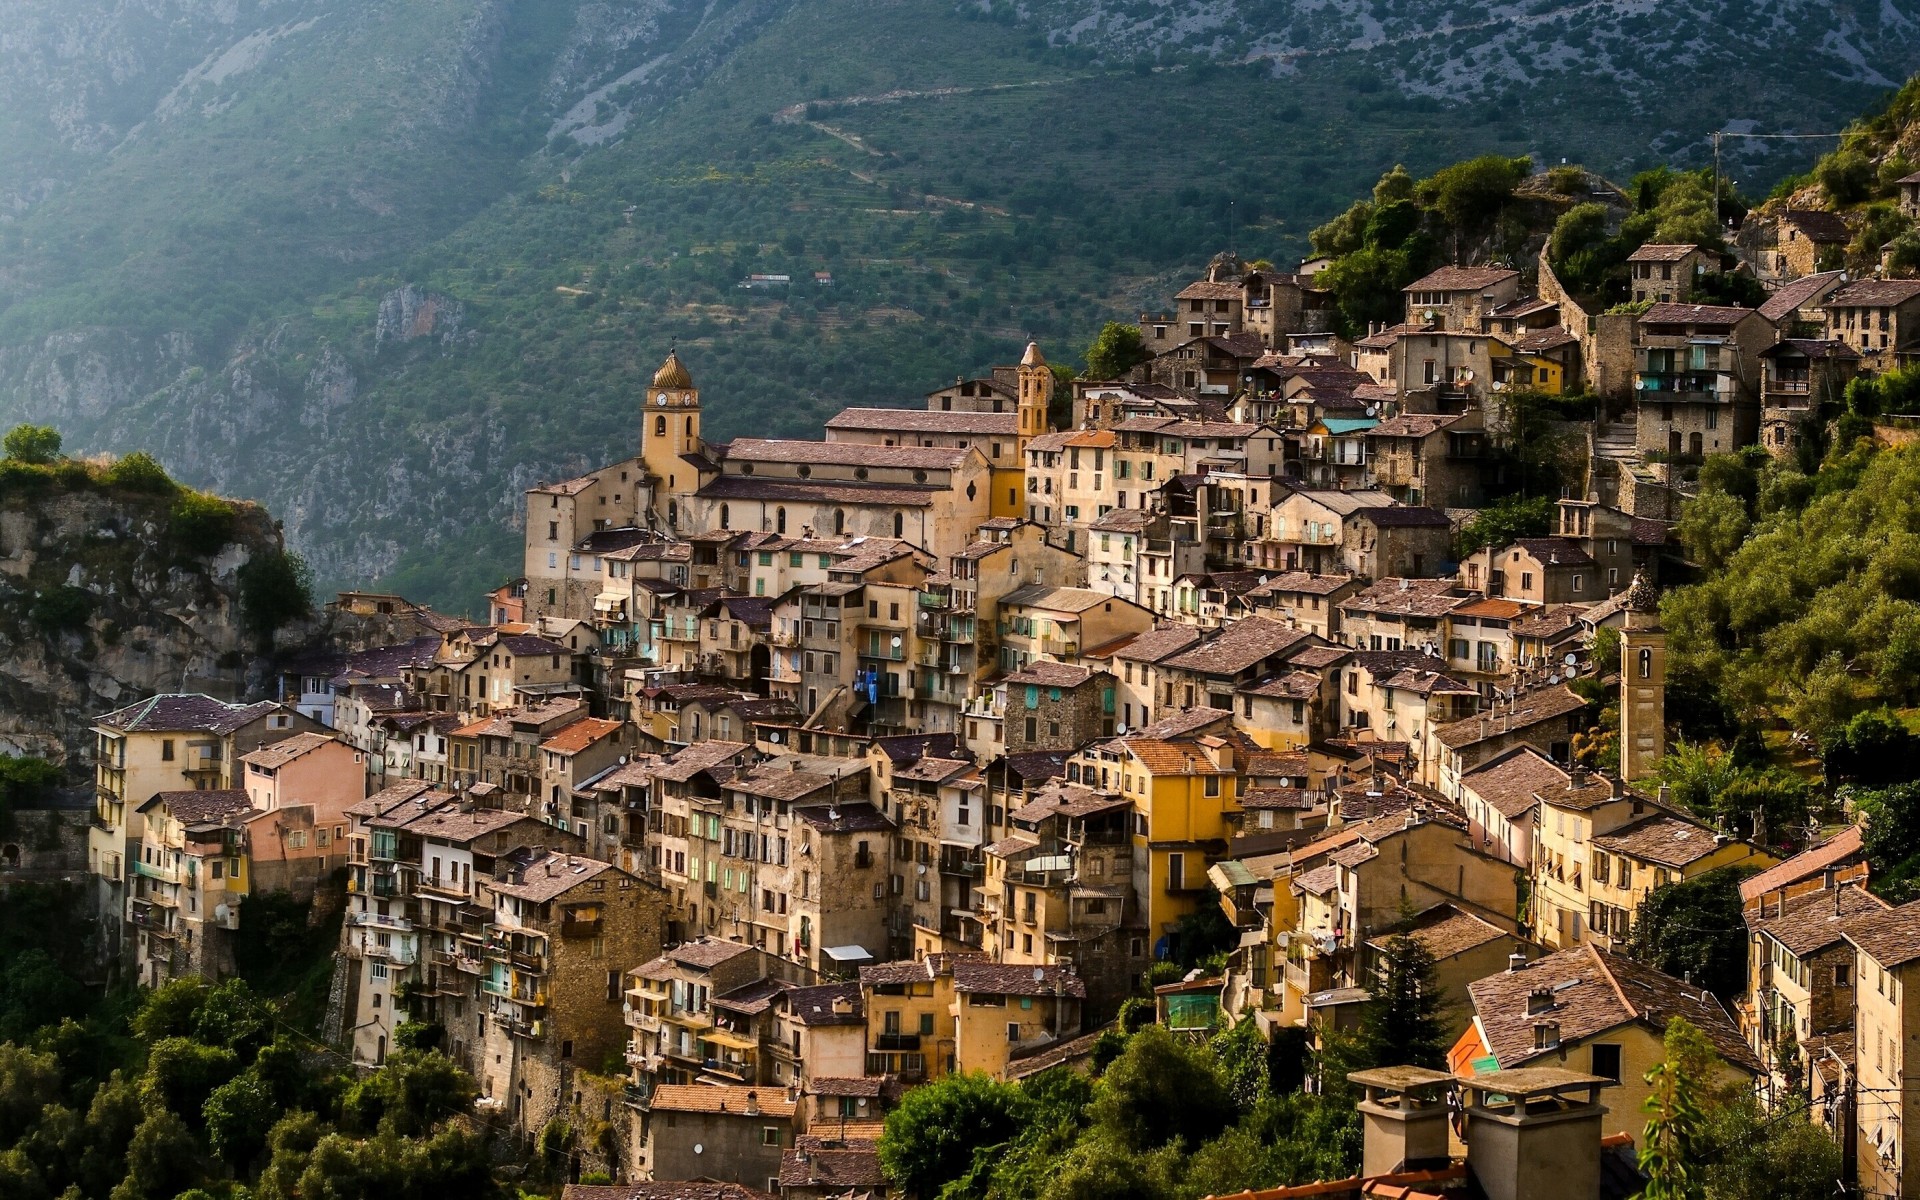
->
647;1084;796;1118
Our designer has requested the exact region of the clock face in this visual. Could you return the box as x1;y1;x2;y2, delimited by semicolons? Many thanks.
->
656;393;668;405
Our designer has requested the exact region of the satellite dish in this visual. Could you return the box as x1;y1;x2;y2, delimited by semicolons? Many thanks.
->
768;731;782;743
693;1144;705;1155
1564;652;1579;667
1549;673;1561;684
1114;724;1127;735
1365;405;1378;417
618;755;628;765
214;904;230;922
891;636;902;649
1033;967;1045;981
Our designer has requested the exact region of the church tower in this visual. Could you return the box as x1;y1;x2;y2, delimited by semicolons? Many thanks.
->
1017;340;1053;446
641;348;703;529
1619;571;1666;782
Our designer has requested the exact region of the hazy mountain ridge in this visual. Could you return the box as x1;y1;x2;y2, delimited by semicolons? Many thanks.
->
1;0;1917;613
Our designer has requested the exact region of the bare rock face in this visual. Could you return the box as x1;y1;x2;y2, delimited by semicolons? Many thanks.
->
0;477;281;768
375;285;466;352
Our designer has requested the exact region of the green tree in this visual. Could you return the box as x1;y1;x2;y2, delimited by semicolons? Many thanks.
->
1859;781;1920;901
1314;246;1413;338
192;977;274;1056
338;1050;475;1137
1627;867;1755;1002
139;1038;240;1123
1676;488;1749;570
130;978;208;1042
878;1072;1031;1198
253;1110;325;1200
100;452;177;494
1084;323;1150;381
2;425;62;465
0;1044;61;1145
1639;1018;1714;1200
1413;155;1530;230
1823;708;1920;787
1089;1025;1233;1150
239;550;315;641
108;1105;202;1200
1455;495;1554;557
1699;1092;1845;1200
168;493;238;557
1362;935;1446;1070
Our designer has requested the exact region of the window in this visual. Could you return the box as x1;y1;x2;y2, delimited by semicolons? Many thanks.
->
162;740;175;762
762;1127;783;1147
1167;853;1185;891
1591;1043;1622;1083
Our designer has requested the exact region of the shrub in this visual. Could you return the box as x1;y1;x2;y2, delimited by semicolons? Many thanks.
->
1;425;61;465
169;493;238;557
101;452;177;494
238;550;314;641
28;586;92;633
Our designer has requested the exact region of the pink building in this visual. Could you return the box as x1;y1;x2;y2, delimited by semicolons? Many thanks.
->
240;733;367;896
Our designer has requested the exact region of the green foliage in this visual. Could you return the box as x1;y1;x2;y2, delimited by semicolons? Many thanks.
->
1091;1025;1234;1150
204;1070;277;1167
1676;488;1750;571
0;755;59;828
99;453;178;494
339;1051;476;1138
1412;154;1530;230
1361;935;1446;1071
1313;246;1414;338
1169;887;1236;971
1544;165;1587;195
238;551;315;641
1627;868;1756;1003
27;586;92;634
1698;1092;1845;1200
109;1105;202;1200
1455;494;1554;557
878;1071;1031;1197
1084;323;1149;381
1824;708;1920;787
1639;1019;1713;1200
1859;782;1920;901
140;1038;241;1125
2;426;62;465
1816;143;1879;207
168;493;238;558
1660;444;1920;736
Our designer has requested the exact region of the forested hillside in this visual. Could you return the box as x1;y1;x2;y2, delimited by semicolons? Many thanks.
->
0;0;1914;611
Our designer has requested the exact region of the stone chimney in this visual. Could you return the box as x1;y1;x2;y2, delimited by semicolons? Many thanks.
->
745;1090;761;1116
1526;986;1555;1016
1507;952;1527;973
1459;1069;1608;1200
1532;1020;1560;1049
1346;1067;1454;1178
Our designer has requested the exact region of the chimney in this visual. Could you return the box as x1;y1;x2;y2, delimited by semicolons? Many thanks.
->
745;1090;761;1116
1526;986;1555;1016
1532;1019;1560;1049
1835;885;1845;917
1823;865;1838;890
1657;783;1672;807
1507;952;1527;973
1349;1068;1453;1179
1460;1071;1607;1200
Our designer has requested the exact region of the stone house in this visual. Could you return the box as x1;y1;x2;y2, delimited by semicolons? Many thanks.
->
1743;883;1884;1104
641;1084;798;1190
1767;209;1851;282
1625;243;1718;304
1338;578;1467;654
1365;411;1485;508
1826;277;1920;373
1265;490;1396;575
770;981;867;1089
1346;506;1453;581
1420;684;1590;795
1000;661;1116;755
824;406;1025;518
1403;266;1522;331
1456;743;1568;865
1632;302;1773;458
1459;537;1600;605
1760;339;1859;459
1236;571;1364;641
128;789;253;986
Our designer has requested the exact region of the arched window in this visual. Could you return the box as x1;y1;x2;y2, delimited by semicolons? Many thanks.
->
655;415;666;437
719;504;730;530
1638;648;1653;680
685;417;694;437
833;509;846;535
893;512;904;538
777;507;787;534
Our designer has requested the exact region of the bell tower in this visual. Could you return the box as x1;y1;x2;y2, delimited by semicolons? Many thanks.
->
642;348;703;527
1619;571;1666;782
1017;340;1053;446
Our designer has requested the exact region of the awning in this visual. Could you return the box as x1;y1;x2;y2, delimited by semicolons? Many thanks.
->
702;1030;759;1052
1237;929;1267;949
823;945;874;964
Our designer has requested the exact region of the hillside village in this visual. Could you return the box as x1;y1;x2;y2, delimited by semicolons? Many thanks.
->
55;147;1920;1200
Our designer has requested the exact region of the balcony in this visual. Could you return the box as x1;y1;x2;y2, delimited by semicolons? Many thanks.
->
363;939;419;966
132;860;183;885
873;1032;922;1051
560;917;603;939
416;877;470;902
350;911;414;933
1636;372;1733;402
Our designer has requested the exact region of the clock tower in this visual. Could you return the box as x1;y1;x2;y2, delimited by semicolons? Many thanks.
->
641;349;703;529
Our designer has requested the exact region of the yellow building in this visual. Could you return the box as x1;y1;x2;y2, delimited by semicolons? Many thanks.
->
1532;776;1773;951
1455;944;1761;1139
857;954;1085;1082
1845;901;1920;1197
129;789;253;986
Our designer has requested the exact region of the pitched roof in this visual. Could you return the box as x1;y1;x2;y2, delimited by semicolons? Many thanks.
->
139;789;253;823
1431;685;1588;750
825;407;1018;435
1468;944;1759;1073
487;850;618;903
1758;270;1847;323
1509;536;1594;566
783;982;864;1026
726;439;973;470
563;1185;777;1200
779;1143;886;1190
1781;208;1851;243
1356;505;1451;528
1246;571;1357;598
1844;899;1920;969
1461;745;1571;821
1827;278;1920;308
951;959;1086;998
541;718;624;755
97;695;280;735
1405;266;1520;293
1343;577;1465;619
1748;885;1887;958
1740;826;1865;903
1176;280;1245;300
1626;243;1704;262
1370;903;1510;960
240;732;342;769
999;585;1121;614
647;1085;797;1118
1591;812;1732;869
1367;413;1467;439
1003;661;1098;688
1160;617;1314;677
1638;302;1757;328
1108;624;1203;664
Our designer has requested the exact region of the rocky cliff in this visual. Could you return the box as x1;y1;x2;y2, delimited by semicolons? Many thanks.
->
0;468;281;769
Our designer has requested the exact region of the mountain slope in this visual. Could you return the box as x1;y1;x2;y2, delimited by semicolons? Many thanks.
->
1;0;1916;613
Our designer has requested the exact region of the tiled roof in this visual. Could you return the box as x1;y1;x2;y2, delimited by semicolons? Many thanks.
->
1356;505;1451;528
999;585;1120;614
140;789;252;824
671;938;759;969
1129;707;1237;740
825;407;1018;435
487;850;617;903
563;1184;777;1200
784;982;864;1026
1160;617;1314;677
1404;266;1519;292
653;741;756;782
793;802;893;833
1782;208;1851;243
1247;571;1356;598
1371;903;1510;960
1591;812;1731;869
697;475;939;507
1740;827;1865;903
541;717;624;755
1509;536;1594;566
96;695;280;735
1844;899;1920;969
1510;604;1586;641
1639;302;1757;328
1748;884;1887;958
726;438;973;469
1758;270;1847;323
1468;944;1759;1073
951;959;1086;997
1240;787;1318;810
1367;413;1466;439
1828;278;1920;308
1237;671;1321;700
240;732;341;769
1176;280;1245;300
1431;685;1588;750
1453;597;1529;621
1003;661;1097;688
1626;243;1704;262
1343;577;1465;619
1120;738;1232;777
1109;624;1203;664
779;1144;886;1190
1461;745;1569;821
648;1085;797;1118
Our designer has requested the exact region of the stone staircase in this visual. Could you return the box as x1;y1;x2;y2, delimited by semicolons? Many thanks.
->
1594;419;1637;463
